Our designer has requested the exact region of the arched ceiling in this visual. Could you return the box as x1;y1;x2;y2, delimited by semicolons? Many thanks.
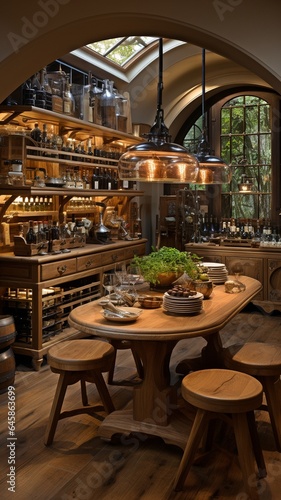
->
1;1;280;139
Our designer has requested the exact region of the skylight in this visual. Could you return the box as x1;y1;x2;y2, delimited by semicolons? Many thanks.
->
86;36;159;66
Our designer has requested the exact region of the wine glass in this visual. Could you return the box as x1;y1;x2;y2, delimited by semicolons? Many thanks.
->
126;264;142;286
102;273;118;297
114;262;127;286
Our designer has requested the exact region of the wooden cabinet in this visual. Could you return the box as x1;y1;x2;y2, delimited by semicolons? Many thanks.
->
0;105;144;250
185;243;281;311
267;258;281;303
0;239;146;370
0;106;148;369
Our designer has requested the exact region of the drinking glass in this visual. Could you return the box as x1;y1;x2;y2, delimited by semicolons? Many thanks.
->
114;262;127;286
126;264;142;286
102;273;118;297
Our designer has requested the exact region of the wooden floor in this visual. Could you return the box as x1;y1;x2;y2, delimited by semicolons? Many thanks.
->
1;304;281;500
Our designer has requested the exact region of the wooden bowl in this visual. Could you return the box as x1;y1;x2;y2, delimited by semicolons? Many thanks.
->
138;295;163;309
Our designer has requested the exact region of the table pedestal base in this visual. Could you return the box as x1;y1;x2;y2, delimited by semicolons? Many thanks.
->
97;406;194;450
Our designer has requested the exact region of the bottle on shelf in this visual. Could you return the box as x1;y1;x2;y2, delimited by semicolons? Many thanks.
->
75;171;84;189
98;79;116;129
37;221;46;243
26;221;37;244
30;122;42;145
63;75;75;116
209;215;215;236
90;77;102;125
82;72;93;122
106;169;112;190
92;167;100;189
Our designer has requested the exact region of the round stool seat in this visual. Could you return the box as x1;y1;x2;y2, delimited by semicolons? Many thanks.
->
223;342;281;452
181;368;263;414
45;339;115;446
223;342;281;376
47;339;115;372
174;368;265;497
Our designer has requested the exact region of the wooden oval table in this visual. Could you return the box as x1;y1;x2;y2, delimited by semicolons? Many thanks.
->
68;276;262;449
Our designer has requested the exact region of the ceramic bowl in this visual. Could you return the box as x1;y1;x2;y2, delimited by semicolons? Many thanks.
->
190;280;214;299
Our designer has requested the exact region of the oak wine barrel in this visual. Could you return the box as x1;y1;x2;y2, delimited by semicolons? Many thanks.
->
0;315;16;393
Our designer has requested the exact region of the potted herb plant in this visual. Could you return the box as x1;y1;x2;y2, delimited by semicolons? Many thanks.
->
132;246;202;287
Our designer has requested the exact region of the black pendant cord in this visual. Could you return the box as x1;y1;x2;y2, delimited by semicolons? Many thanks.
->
148;37;170;144
157;38;163;112
201;48;206;131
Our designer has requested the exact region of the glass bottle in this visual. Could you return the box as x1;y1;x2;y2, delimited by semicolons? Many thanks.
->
82;72;93;122
63;75;75;116
30;122;42;145
99;79;116;129
26;221;37;244
90;77;102;125
37;221;46;243
92;167;100;189
114;89;128;132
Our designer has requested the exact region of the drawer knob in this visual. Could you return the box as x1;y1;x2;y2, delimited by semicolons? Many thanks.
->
85;259;94;268
57;265;67;275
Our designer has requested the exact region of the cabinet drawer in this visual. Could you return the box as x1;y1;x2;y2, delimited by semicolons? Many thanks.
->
125;243;146;259
77;254;102;271
101;249;126;265
41;258;77;280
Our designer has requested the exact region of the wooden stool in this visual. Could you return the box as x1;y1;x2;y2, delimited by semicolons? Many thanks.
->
174;369;265;499
44;339;115;446
223;342;281;452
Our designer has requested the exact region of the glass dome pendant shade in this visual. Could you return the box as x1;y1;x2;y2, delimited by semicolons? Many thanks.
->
195;49;231;185
118;39;199;183
195;129;232;184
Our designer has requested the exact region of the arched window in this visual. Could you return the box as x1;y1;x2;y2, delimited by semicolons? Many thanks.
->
182;90;280;228
220;95;271;220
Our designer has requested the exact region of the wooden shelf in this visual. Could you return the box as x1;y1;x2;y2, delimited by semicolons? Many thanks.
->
0;105;141;146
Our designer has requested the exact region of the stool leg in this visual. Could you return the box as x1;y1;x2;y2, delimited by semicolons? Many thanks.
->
232;413;260;500
80;380;88;406
44;372;69;446
174;408;208;491
247;411;267;478
107;349;117;385
261;375;281;452
91;371;115;413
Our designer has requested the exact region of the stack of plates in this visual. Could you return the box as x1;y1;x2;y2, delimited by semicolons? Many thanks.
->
163;292;204;315
202;262;228;284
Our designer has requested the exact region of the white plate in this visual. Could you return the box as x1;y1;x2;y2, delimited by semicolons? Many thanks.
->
201;262;226;268
102;306;142;323
163;291;203;301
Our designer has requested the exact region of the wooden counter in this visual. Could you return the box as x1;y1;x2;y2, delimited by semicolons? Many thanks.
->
0;239;146;369
186;243;281;313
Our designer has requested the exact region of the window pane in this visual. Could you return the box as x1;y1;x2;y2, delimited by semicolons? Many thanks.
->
260;165;271;192
232;107;244;133
259;134;271;164
245;135;258;164
245;106;258;133
260;105;270;132
221;136;231;163
221;108;230;133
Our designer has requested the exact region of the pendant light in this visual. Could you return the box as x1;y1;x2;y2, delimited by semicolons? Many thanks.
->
196;49;231;184
118;38;199;183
